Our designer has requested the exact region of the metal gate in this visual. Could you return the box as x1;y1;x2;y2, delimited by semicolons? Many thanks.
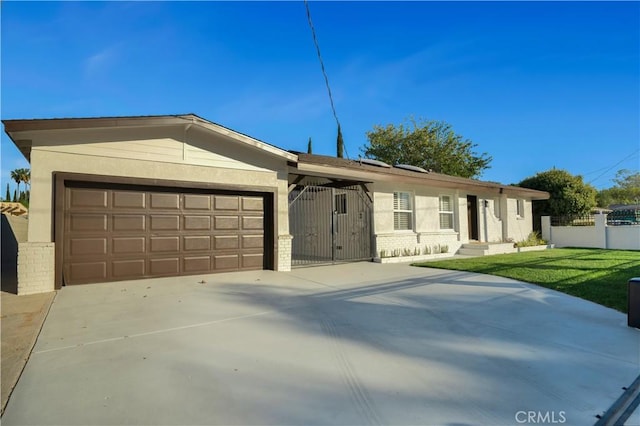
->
289;183;372;266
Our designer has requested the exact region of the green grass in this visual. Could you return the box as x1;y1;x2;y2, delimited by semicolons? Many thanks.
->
413;248;640;313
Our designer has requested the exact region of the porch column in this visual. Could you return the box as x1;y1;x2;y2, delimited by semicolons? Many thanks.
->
500;193;509;241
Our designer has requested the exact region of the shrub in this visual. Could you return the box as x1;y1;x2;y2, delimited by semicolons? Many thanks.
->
516;231;547;248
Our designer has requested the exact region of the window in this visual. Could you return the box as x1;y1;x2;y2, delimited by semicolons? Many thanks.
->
393;192;413;230
335;193;347;215
516;199;525;218
439;195;454;229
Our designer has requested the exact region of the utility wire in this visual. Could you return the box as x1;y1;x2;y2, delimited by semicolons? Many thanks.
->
587;149;639;185
303;0;349;159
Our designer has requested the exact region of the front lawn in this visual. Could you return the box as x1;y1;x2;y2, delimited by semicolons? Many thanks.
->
413;248;640;313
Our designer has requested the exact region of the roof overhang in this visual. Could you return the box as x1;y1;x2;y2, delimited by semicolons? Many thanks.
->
2;114;298;163
291;155;550;200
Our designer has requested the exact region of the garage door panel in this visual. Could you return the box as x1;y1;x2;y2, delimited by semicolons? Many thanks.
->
214;235;239;250
150;237;180;253
184;256;211;272
68;262;107;281
113;215;146;231
150;258;180;275
150;193;180;210
150;215;180;231
242;197;263;211
184;236;210;251
69;189;108;208
113;237;145;254
184;195;210;210
184;216;211;230
69;238;107;255
69;214;108;232
214;196;239;211
242;216;263;230
242;235;263;249
64;184;267;285
214;254;239;270
242;253;264;269
215;216;239;230
112;260;145;278
113;191;146;209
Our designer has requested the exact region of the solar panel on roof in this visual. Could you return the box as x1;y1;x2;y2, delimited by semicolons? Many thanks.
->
394;164;428;173
360;158;391;168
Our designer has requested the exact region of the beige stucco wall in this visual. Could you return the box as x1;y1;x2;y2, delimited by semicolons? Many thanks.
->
506;198;534;242
19;124;292;293
370;182;536;254
465;194;534;243
371;182;462;256
476;196;503;243
26;125;290;242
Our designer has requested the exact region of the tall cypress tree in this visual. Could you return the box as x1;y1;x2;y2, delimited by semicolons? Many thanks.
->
336;125;344;158
5;183;10;202
12;189;17;202
307;137;313;154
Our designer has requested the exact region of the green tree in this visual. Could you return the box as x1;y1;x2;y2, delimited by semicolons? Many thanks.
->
4;183;10;202
10;169;22;196
596;169;640;207
336;125;344;158
20;168;30;192
519;169;597;229
362;117;492;178
307;137;313;154
18;168;30;205
12;189;17;202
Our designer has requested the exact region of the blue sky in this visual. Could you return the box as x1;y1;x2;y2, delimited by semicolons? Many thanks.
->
1;1;638;192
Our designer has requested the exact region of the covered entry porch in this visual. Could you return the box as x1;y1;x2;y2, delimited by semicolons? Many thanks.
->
288;173;373;266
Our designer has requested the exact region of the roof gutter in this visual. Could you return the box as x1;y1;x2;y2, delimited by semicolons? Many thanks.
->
293;162;549;200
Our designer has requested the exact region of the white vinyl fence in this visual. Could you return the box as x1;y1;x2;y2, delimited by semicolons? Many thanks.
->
541;214;640;250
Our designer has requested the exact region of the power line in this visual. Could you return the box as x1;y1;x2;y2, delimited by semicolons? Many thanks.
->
587;149;639;185
303;0;349;159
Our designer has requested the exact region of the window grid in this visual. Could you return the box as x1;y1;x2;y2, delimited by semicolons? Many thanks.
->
439;195;454;229
393;192;413;231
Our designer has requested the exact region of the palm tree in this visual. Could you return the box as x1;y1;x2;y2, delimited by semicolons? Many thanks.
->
20;168;30;193
10;169;21;198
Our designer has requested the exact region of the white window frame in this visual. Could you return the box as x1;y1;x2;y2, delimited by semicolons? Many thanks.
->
439;194;455;230
516;199;525;219
393;191;414;231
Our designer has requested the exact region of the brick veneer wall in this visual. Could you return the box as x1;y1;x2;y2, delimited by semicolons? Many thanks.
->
375;232;462;257
17;242;55;295
277;234;292;271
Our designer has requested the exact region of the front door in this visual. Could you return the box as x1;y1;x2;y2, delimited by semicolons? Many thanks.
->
467;195;479;241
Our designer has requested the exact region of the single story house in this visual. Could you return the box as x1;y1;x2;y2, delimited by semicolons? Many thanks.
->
3;114;549;294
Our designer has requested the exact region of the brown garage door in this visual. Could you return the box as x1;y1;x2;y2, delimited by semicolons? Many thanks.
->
62;183;266;285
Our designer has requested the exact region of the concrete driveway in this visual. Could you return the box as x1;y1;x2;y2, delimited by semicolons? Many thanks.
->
2;263;638;425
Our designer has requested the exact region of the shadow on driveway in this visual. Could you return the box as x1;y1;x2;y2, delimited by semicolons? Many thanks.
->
1;263;638;425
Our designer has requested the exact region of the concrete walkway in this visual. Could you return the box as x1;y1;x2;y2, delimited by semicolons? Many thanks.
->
1;290;55;414
2;263;639;425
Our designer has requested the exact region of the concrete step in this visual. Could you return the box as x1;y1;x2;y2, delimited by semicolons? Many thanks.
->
457;242;518;256
458;247;489;256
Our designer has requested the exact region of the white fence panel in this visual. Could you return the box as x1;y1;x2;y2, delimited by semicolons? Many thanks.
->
607;225;640;250
542;214;639;250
